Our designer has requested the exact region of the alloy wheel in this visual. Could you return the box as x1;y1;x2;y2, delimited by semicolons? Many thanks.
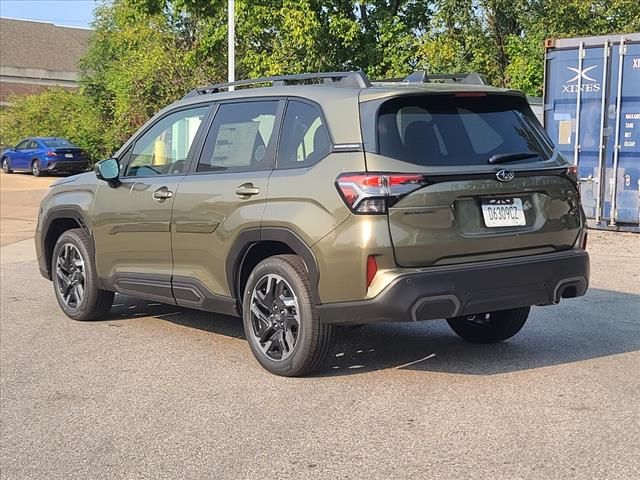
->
2;159;8;172
55;243;86;309
32;161;40;176
249;274;301;361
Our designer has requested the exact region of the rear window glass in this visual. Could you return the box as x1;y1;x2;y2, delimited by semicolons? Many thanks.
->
43;139;76;148
377;95;553;166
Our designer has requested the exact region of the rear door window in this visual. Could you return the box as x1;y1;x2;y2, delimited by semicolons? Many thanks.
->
377;94;553;166
197;101;279;172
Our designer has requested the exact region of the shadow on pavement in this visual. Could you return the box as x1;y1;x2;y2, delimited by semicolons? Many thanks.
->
104;288;640;377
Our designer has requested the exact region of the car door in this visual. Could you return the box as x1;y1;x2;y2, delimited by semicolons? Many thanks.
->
24;141;39;167
92;104;211;304
171;99;283;312
11;140;30;169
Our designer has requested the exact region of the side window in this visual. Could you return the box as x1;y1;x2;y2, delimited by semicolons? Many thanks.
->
124;106;208;177
197;101;278;172
15;140;29;150
28;141;40;149
277;100;331;169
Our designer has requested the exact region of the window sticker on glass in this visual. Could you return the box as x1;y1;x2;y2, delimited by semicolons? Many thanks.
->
212;122;260;167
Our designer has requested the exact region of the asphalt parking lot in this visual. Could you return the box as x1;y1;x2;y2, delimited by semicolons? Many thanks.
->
1;172;639;479
0;174;56;247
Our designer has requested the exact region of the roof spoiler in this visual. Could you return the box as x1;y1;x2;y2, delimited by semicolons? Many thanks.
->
373;71;487;86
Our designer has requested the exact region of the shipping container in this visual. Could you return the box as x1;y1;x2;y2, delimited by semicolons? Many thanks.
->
543;33;640;231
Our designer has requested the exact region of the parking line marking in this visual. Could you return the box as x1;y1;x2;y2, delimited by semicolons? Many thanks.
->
395;353;436;370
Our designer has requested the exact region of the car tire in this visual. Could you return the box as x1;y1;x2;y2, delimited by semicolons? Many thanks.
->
52;228;114;321
32;159;43;176
2;157;13;174
446;307;530;344
242;254;334;377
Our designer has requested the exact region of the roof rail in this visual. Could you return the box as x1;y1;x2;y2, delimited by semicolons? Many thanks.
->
184;71;372;98
372;71;487;86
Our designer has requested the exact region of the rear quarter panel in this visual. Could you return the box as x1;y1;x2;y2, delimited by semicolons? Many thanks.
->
263;151;397;303
262;152;363;246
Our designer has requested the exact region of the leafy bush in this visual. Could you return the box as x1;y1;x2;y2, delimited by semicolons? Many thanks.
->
0;89;107;163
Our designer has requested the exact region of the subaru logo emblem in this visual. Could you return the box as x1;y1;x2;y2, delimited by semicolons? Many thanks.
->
496;170;515;182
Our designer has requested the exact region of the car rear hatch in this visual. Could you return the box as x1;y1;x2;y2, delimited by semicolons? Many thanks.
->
51;147;85;161
358;90;583;267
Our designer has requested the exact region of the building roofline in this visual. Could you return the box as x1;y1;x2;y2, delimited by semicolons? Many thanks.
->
0;16;93;31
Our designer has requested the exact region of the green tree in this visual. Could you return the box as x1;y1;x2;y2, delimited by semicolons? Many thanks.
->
506;0;640;95
416;0;640;95
134;0;432;79
81;0;223;151
4;0;640;155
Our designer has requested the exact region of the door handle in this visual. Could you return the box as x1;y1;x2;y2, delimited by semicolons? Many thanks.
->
235;183;260;198
152;187;174;200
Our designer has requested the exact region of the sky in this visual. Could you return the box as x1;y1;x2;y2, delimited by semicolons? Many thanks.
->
0;0;97;28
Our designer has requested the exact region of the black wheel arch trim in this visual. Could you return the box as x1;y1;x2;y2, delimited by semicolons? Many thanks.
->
226;227;321;304
40;207;98;283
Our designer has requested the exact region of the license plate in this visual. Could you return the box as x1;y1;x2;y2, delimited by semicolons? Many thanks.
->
65;153;73;158
481;198;526;227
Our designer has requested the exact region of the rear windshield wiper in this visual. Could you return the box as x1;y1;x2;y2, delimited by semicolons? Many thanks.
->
488;152;540;164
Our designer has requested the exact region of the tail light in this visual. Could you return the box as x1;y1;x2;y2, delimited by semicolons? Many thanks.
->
46;151;57;157
565;164;581;198
566;165;579;185
335;173;428;214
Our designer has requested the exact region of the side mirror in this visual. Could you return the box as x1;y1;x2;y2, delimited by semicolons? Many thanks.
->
95;158;121;187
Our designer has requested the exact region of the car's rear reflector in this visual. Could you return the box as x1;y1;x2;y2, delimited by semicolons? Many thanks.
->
366;255;378;287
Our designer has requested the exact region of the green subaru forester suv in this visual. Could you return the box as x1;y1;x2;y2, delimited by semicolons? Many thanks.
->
36;71;589;376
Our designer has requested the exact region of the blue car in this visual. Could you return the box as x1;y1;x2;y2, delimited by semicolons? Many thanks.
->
1;137;89;176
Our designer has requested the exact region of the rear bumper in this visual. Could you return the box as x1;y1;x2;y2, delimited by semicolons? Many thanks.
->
46;160;88;172
317;249;589;324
